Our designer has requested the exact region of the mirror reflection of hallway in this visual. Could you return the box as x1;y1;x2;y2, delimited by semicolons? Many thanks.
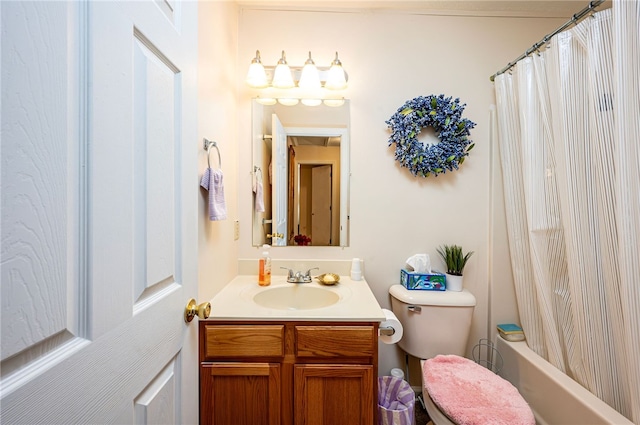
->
251;100;350;247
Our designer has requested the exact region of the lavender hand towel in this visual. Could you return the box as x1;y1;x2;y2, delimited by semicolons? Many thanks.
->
200;167;227;221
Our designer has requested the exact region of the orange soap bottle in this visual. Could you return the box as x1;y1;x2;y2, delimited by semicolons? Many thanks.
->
258;244;271;286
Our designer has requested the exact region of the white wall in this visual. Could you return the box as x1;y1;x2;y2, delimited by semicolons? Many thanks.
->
198;2;240;303
235;8;565;380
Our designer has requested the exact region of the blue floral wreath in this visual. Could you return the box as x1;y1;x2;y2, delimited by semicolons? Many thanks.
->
386;95;476;177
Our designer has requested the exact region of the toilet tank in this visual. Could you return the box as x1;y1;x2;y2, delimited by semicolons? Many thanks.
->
389;284;476;359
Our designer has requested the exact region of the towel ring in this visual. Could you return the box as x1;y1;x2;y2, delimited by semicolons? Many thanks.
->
254;165;262;181
203;138;221;168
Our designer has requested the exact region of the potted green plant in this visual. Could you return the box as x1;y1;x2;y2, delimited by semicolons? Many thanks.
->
436;244;474;291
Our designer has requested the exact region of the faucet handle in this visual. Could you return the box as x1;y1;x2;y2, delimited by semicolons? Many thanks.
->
280;267;294;280
304;267;319;279
305;267;320;276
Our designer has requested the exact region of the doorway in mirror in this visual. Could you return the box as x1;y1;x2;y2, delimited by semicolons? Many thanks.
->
252;100;350;247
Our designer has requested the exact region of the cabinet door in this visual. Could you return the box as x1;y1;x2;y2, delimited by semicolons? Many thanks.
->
294;364;374;425
201;363;281;425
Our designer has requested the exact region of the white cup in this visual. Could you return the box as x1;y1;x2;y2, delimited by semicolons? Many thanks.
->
350;258;362;281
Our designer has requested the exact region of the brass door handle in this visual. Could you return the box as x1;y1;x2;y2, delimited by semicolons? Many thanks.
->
185;298;211;323
267;233;283;239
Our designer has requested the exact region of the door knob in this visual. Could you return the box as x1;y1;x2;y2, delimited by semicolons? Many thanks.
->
185;298;211;323
267;233;283;239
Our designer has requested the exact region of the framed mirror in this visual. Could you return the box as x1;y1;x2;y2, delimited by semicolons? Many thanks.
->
251;99;350;247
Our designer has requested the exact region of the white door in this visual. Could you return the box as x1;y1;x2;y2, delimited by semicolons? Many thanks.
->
271;114;288;246
1;2;199;424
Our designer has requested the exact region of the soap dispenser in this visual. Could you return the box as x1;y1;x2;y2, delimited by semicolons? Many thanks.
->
258;244;271;286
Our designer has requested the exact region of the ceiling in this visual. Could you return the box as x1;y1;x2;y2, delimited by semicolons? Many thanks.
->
236;0;610;19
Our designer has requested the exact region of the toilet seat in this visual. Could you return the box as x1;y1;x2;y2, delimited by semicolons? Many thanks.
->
421;385;456;425
419;359;456;425
422;355;535;425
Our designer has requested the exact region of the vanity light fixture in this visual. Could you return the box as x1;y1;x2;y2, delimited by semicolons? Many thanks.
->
246;50;268;89
325;52;347;90
271;51;295;89
246;50;348;106
298;52;321;90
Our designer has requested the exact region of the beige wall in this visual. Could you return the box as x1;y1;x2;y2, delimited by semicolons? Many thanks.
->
197;2;240;303
201;4;565;381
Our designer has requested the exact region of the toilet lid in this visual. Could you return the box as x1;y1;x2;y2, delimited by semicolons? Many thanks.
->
423;355;535;425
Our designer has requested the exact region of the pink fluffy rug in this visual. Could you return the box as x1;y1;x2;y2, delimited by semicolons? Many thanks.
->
423;354;535;425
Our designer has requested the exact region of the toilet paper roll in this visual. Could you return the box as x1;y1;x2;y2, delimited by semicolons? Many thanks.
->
379;308;403;345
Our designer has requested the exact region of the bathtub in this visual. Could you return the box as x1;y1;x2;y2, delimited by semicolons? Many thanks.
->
496;338;633;425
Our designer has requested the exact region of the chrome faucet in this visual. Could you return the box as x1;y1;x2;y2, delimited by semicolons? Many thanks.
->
281;267;319;283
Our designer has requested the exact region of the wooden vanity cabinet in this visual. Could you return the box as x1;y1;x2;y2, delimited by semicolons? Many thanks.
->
199;320;379;425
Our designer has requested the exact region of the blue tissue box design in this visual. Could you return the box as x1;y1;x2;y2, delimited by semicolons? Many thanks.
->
400;269;446;291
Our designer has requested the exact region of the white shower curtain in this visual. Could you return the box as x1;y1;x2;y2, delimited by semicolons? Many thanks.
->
494;0;640;422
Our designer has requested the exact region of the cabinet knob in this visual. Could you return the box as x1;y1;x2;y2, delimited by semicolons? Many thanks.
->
185;298;211;323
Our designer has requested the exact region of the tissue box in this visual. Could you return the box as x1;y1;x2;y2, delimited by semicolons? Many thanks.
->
400;269;446;291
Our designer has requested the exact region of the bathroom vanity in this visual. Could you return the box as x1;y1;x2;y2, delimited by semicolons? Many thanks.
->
199;275;385;425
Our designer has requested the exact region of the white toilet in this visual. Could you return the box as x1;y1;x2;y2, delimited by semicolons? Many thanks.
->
389;284;535;425
389;284;476;425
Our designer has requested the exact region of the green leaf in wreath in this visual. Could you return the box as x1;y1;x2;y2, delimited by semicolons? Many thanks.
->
446;155;456;162
466;143;475;151
445;117;451;126
401;107;413;115
417;110;424;117
430;110;437;116
431;98;437;108
409;131;415;138
459;156;465;164
434;168;443;173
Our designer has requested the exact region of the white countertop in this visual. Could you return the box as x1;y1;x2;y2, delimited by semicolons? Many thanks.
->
208;275;385;322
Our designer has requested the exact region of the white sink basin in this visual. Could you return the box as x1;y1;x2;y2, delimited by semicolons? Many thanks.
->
211;275;385;320
253;285;340;310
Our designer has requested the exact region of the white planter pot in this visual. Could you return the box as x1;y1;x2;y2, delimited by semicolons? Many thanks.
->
445;273;463;292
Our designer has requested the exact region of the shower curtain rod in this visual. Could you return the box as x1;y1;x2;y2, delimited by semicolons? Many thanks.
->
489;0;605;82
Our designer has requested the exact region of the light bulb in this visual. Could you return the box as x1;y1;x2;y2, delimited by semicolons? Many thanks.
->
272;51;294;89
325;52;347;90
246;50;268;88
298;51;321;90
